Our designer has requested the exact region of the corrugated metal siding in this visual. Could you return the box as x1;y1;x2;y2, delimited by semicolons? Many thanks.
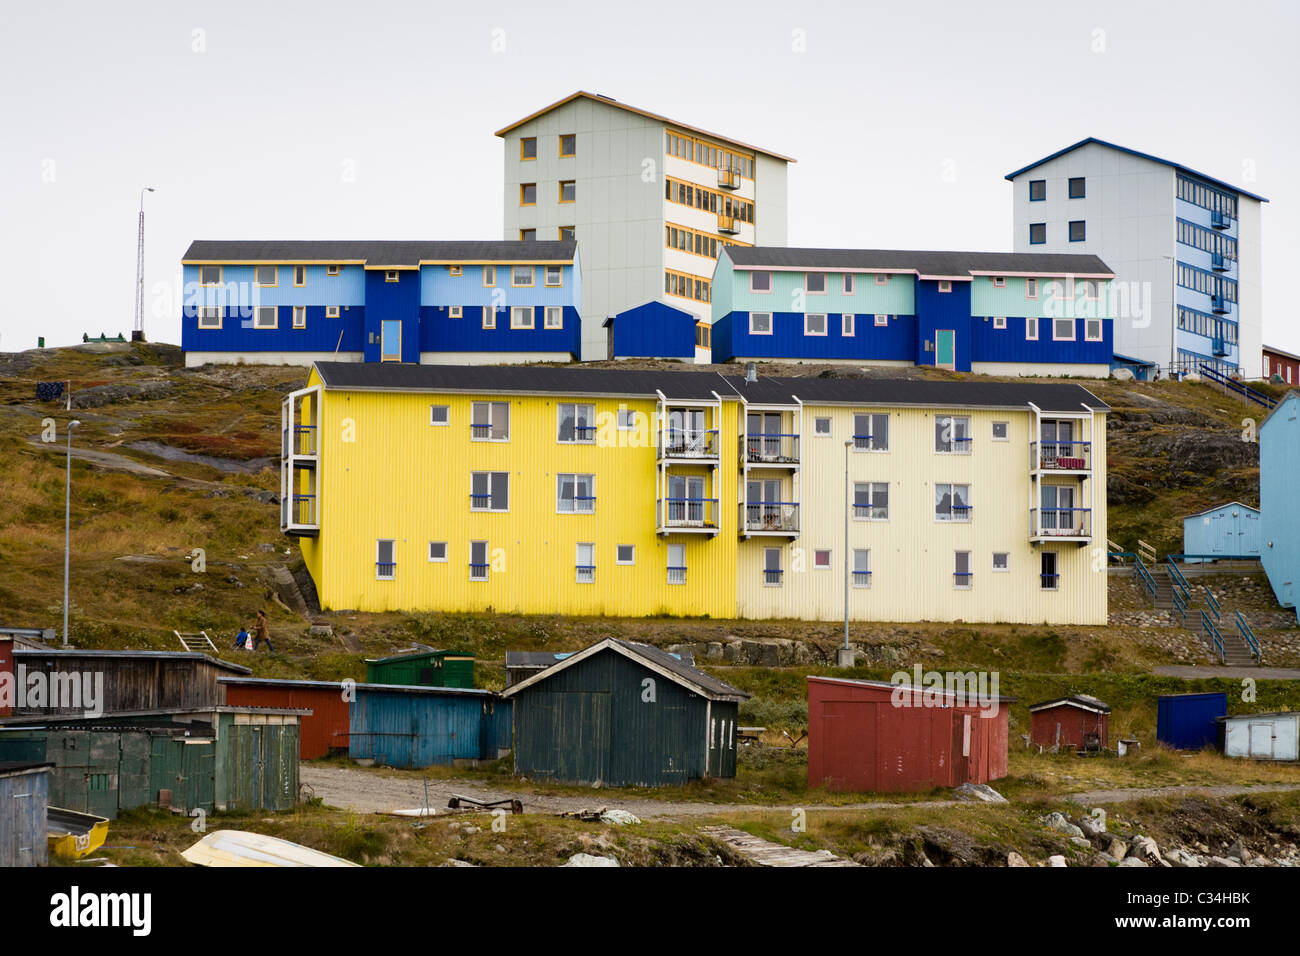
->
1157;693;1227;750
720;311;917;362
420;305;580;356
1183;504;1261;559
222;683;350;759
1261;394;1300;612
0;766;49;867
348;689;509;767
968;315;1112;365
364;653;475;689
727;268;913;316
215;714;300;811
420;264;577;307
364;269;421;363
915;279;973;371
611;302;696;358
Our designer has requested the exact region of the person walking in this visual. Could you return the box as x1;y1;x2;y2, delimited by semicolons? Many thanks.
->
252;609;274;652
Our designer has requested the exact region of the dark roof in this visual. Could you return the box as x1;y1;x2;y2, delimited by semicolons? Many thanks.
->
1004;138;1268;203
365;648;472;664
612;640;740;698
725;246;1113;278
1264;344;1300;363
182;239;576;267
0;761;53;775
353;683;497;699
1028;694;1111;714
218;676;347;690
313;363;1109;413
1216;711;1299;722
14;648;251;675
505;651;576;668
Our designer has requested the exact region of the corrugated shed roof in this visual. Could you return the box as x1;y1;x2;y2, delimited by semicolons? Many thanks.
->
14;648;251;675
218;676;347;691
353;683;497;699
612;640;745;700
725;246;1113;277
182;239;576;267
1028;694;1112;714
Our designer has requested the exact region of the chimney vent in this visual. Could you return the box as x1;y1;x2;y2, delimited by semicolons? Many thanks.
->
744;362;757;383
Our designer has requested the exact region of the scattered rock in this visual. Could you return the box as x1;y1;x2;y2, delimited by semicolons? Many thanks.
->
600;809;641;826
1118;857;1149;867
1078;808;1107;836
1048;855;1068;867
562;853;619;867
1040;812;1085;839
309;624;334;638
443;859;475;867
1108;838;1128;861
1007;851;1030;867
954;783;1007;804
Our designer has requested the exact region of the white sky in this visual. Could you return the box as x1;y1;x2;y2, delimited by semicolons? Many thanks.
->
2;0;1296;353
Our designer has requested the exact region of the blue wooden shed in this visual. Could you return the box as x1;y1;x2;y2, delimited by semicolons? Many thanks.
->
603;301;702;361
1261;390;1300;622
1156;692;1227;750
348;685;512;768
1182;502;1261;562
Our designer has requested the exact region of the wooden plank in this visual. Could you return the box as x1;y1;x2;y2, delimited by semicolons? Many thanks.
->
699;825;861;867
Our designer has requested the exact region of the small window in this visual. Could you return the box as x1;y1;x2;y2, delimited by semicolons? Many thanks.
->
520;183;537;205
937;280;952;293
198;307;222;329
750;271;772;293
519;228;536;242
954;551;972;589
763;547;783;586
376;539;396;581
471;471;510;511
1053;317;1075;340
1029;179;1046;201
805;313;827;336
545;307;563;329
936;483;972;521
559;180;576;203
1086;318;1103;341
483;265;497;287
512;265;534;287
991;421;1009;441
449;306;463;318
326;264;341;276
814;417;831;435
805;273;826;294
993;552;1009;572
557;474;595;514
292;306;306;329
430;405;449;426
1029;223;1046;245
1025;278;1038;299
617;407;639;431
449;265;463;276
385;270;399;283
254;265;277;286
1080;279;1100;299
852;482;889;521
511;306;534;329
1069;177;1086;199
557;403;596;443
544;265;562;287
429;542;447;562
1040;551;1059;590
874;314;888;327
616;544;635;565
520;137;537;160
874;274;889;285
842;313;855;336
852;413;890;452
935;416;971;454
852;549;871;588
749;311;772;335
813;549;832;570
992;277;1005;288
843;274;854;294
470;541;489;581
667;544;686;585
575;543;595;583
293;265;305;287
199;265;222;285
254;306;277;329
1069;220;1086;242
559;134;576;157
1026;316;1039;340
326;306;340;319
482;306;497;329
471;401;509;440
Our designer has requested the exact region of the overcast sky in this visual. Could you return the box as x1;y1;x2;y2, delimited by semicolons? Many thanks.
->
2;0;1296;354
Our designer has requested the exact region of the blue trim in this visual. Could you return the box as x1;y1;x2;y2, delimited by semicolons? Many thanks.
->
1029;179;1046;201
1004;137;1268;202
1029;223;1046;244
1068;221;1086;242
1068;177;1086;199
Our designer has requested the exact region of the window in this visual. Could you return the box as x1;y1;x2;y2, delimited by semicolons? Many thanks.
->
292;306;306;329
937;280;952;293
954;551;972;588
696;323;711;348
814;417;831;435
429;405;450;426
874;314;888;327
935;416;971;453
1029;223;1046;245
1053;317;1075;340
992;277;1005;288
842;313;855;336
520;183;536;205
750;271;772;293
470;541;489;581
429;542;447;562
519;229;536;242
575;542;595;583
617;407;639;431
1029;180;1046;201
992;552;1009;572
991;421;1009;441
992;316;1006;329
616;544;635;565
557;403;596;443
843;274;854;294
1068;177;1086;199
852;413;889;451
749;312;772;334
254;306;277;329
326;306;340;319
449;306;463;318
1069;220;1086;242
545;307;563;329
544;265;562;287
763;547;783;586
198;307;221;329
254;265;277;286
1040;551;1059;590
559;134;576;157
483;265;497;287
482;306;497;329
1026;316;1039;340
293;265;305;287
385;270;399;283
805;273;826;294
559;180;576;203
853;482;889;520
199;265;221;285
376;540;395;580
520;137;537;160
804;313;827;336
511;306;534;329
874;274;889;286
449;265;463;276
471;401;509;440
559;473;598;512
1025;278;1038;299
813;549;832;570
667;544;686;585
852;549;871;588
1085;318;1103;341
512;265;534;287
471;471;510;511
326;264;341;276
1080;279;1100;299
935;484;972;521
559;226;575;241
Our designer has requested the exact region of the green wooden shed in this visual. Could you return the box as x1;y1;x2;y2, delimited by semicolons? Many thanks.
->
365;648;475;689
501;639;749;787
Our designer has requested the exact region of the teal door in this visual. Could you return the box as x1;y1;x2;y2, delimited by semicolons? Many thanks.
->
380;320;402;362
936;329;955;370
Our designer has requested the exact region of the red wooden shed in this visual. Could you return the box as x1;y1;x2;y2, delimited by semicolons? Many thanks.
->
219;677;348;759
807;676;1014;793
1029;695;1110;752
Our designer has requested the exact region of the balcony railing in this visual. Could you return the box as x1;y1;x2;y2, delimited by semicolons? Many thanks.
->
717;167;740;189
376;562;396;580
852;503;887;520
763;569;783;585
1040;573;1060;590
742;502;799;534
569;496;596;514
1211;251;1232;273
290;424;317;456
744;433;799;464
1211;208;1231;229
852;570;872;588
576;565;595;584
1212;337;1228;356
469;563;490;581
288;493;317;526
1031;507;1093;539
471;423;507;440
659;428;719;459
1032;440;1092;471
1211;294;1231;314
658;497;719;531
954;572;973;589
667;566;687;585
717;214;740;235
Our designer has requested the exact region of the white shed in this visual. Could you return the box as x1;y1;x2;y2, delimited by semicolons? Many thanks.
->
1217;712;1300;761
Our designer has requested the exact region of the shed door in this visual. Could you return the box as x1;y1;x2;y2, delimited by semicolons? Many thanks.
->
935;330;955;370
552;692;610;785
1248;722;1273;759
381;320;402;363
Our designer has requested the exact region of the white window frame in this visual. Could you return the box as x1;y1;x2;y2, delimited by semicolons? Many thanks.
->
292;306;306;329
874;314;888;327
616;544;635;565
804;312;827;336
617;407;639;431
1053;317;1075;341
1026;316;1039;341
470;471;510;512
557;473;596;514
449;306;463;318
556;403;596;444
1085;318;1103;342
428;541;448;563
667;544;686;585
813;549;832;570
375;539;395;581
935;483;973;522
198;307;222;330
763;547;783;587
575;543;595;584
470;541;489;581
814;417;831;436
842;313;855;336
852;481;889;521
992;315;1006;329
954;551;973;589
326;264;341;277
805;272;826;294
385;270;400;283
992;277;1006;288
430;405;449;426
254;306;277;330
470;401;509;441
325;305;340;319
511;306;534;330
937;280;952;293
545;306;563;329
852;549;871;588
992;552;1010;572
749;311;773;335
935;416;972;454
991;421;1009;441
749;271;772;293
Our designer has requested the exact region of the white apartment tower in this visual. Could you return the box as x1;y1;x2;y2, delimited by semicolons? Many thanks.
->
498;92;793;361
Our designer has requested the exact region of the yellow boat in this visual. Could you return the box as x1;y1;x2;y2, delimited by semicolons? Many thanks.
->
48;808;109;860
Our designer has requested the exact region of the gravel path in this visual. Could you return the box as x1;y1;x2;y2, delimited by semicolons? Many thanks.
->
1153;664;1300;680
1066;782;1300;805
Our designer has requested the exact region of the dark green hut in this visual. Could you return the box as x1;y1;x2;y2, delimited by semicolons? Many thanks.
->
364;648;475;689
501;639;748;787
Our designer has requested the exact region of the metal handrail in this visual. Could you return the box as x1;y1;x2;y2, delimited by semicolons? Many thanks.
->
1171;587;1187;626
1197;363;1276;409
1203;585;1222;621
1132;554;1157;601
1165;557;1191;605
1200;610;1226;663
1235;610;1261;662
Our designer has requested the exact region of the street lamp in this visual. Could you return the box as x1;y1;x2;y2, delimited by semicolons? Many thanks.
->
840;438;854;667
63;420;81;645
134;187;156;342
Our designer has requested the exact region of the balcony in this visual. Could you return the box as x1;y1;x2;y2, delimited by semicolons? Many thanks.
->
1212;337;1228;356
1031;440;1092;472
658;428;719;461
1211;251;1232;273
744;433;799;465
763;568;783;586
281;388;321;537
1211;209;1231;230
282;423;318;458
852;503;887;520
1030;507;1093;542
717;167;740;190
657;497;720;534
284;493;317;528
375;562;396;581
717;213;740;235
1211;294;1230;315
741;501;799;536
852;571;872;588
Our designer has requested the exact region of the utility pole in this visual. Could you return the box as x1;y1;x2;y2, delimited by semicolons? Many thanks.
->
838;439;855;667
134;187;155;342
63;420;81;646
